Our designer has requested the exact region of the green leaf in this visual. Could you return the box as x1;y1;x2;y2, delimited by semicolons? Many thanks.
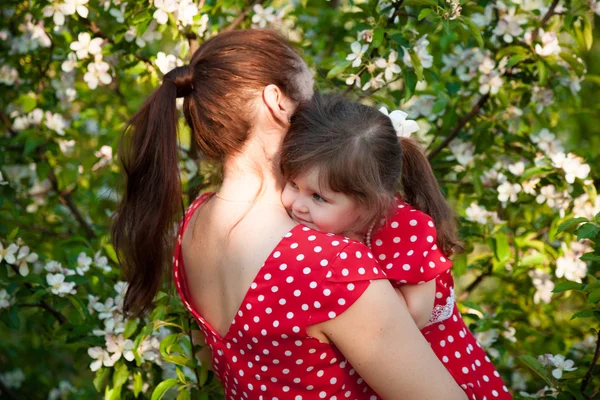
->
7;227;19;242
571;310;595;320
589;289;600;304
552;281;582;293
556;217;588;234
520;252;547;267
326;60;352;80
113;363;129;388
68;295;87;319
94;368;111;392
404;0;438;6
462;17;484;48
507;54;528;68
162;354;193;368
133;372;143;398
372;27;384;47
177;390;191;400
17;94;37;113
560;52;585;76
123;319;138;339
408;49;424;82
431;97;448;114
580;252;600;261
404;70;418;101
582;16;593;50
494;232;510;263
418;8;432;21
176;367;186;383
151;378;178;400
160;333;180;358
538;60;548;86
575;223;600;240
518;355;554;386
199;363;209;387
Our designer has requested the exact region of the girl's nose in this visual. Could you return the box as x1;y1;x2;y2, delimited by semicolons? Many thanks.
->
292;197;309;214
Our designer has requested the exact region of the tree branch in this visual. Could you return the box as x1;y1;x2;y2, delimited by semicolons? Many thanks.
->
531;0;560;42
459;264;493;301
47;168;97;239
222;0;262;33
9;265;67;325
427;93;490;161
581;329;600;399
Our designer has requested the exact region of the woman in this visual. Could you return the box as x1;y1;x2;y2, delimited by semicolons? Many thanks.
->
113;29;467;399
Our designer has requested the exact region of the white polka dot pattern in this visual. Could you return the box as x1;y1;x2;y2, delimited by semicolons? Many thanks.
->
173;193;386;399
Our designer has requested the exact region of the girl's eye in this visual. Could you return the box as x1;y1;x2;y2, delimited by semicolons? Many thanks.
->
289;181;298;190
312;193;326;203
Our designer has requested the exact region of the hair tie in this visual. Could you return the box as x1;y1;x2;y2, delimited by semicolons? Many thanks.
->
164;65;194;98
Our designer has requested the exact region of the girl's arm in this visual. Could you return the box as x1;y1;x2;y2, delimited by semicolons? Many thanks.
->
398;280;436;329
314;279;467;400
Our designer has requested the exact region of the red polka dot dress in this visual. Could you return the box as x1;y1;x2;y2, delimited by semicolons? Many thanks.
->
174;193;387;399
370;197;512;400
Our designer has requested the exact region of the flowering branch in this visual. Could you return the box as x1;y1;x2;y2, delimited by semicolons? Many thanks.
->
458;262;493;301
581;329;600;399
427;93;490;161
531;0;560;42
9;265;67;325
222;0;263;32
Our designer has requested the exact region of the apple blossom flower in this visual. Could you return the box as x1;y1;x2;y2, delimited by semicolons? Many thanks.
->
479;72;503;95
530;128;564;155
346;41;369;68
109;2;127;23
70;32;103;60
521;178;540;195
0;289;13;309
449;140;475;166
498;181;522;203
375;51;402;81
0;242;19;264
15;246;38;276
62;0;89;18
535;30;561;57
94;250;111;272
362;72;385;91
48;381;76;400
493;4;528;43
528;269;554;304
345;73;361;87
379;107;419;137
0;65;19;85
61;52;78;73
251;4;276;28
76;252;92;275
177;0;199;27
153;0;177;24
43;2;68;26
548;354;577;378
0;369;25;389
47;273;77;297
84;58;112;89
87;346;117;371
551;152;590;183
155;51;183;74
403;35;433;69
357;30;373;43
106;334;135;362
44;111;68;135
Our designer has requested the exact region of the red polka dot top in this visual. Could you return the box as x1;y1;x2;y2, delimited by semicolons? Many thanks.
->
370;198;512;400
174;193;387;400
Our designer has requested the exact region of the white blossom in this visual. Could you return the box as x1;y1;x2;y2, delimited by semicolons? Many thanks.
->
125;21;162;48
76;252;92;275
197;14;209;37
404;94;445;121
535;30;561;57
521;177;540;195
47;273;77;296
43;2;67;26
0;242;19;264
362;72;385;91
471;4;494;27
106;334;135;362
465;202;503;224
556;241;590;283
88;294;100;314
153;0;177;24
547;354;577;379
572;193;600;220
346;41;369;68
0;289;13;309
61;52;78;73
0;369;25;389
62;0;89;18
493;4;528;43
531;86;554;113
479;72;503;95
531;129;564;156
251;4;276;28
449;140;475;166
528;269;555;304
155;51;184;74
379;107;419;137
507;160;525;176
497;181;522;203
551;152;590;183
138;336;162;364
57;139;76;156
92;145;114;171
357;30;373;43
345;73;361;87
44;111;68;135
109;2;127;23
48;381;76;400
87;346;117;371
375;51;401;81
0;65;19;85
15;246;38;276
0;171;7;185
94;250;111;272
84;58;112;89
403;35;433;69
594;0;600;15
177;0;198;26
70;32;103;59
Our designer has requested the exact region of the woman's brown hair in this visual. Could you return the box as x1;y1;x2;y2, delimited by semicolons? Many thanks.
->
112;30;311;317
280;93;462;256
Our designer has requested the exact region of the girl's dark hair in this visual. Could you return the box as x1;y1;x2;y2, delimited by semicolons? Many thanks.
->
280;93;462;256
112;30;311;317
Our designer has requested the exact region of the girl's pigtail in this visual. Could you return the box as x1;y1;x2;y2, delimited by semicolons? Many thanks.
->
399;137;463;256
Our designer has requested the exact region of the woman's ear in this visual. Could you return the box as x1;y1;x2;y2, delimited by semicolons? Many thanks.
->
263;84;294;126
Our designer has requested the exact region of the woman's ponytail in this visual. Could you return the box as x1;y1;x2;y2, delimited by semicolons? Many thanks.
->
399;137;463;256
112;66;193;317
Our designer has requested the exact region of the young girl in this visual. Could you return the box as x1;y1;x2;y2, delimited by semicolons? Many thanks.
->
280;93;512;400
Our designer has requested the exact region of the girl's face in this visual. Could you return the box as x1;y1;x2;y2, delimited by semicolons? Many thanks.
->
281;168;364;236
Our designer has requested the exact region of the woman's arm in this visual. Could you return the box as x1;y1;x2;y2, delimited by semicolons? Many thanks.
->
314;279;467;400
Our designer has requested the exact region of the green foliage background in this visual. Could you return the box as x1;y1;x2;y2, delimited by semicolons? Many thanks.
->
0;0;599;399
